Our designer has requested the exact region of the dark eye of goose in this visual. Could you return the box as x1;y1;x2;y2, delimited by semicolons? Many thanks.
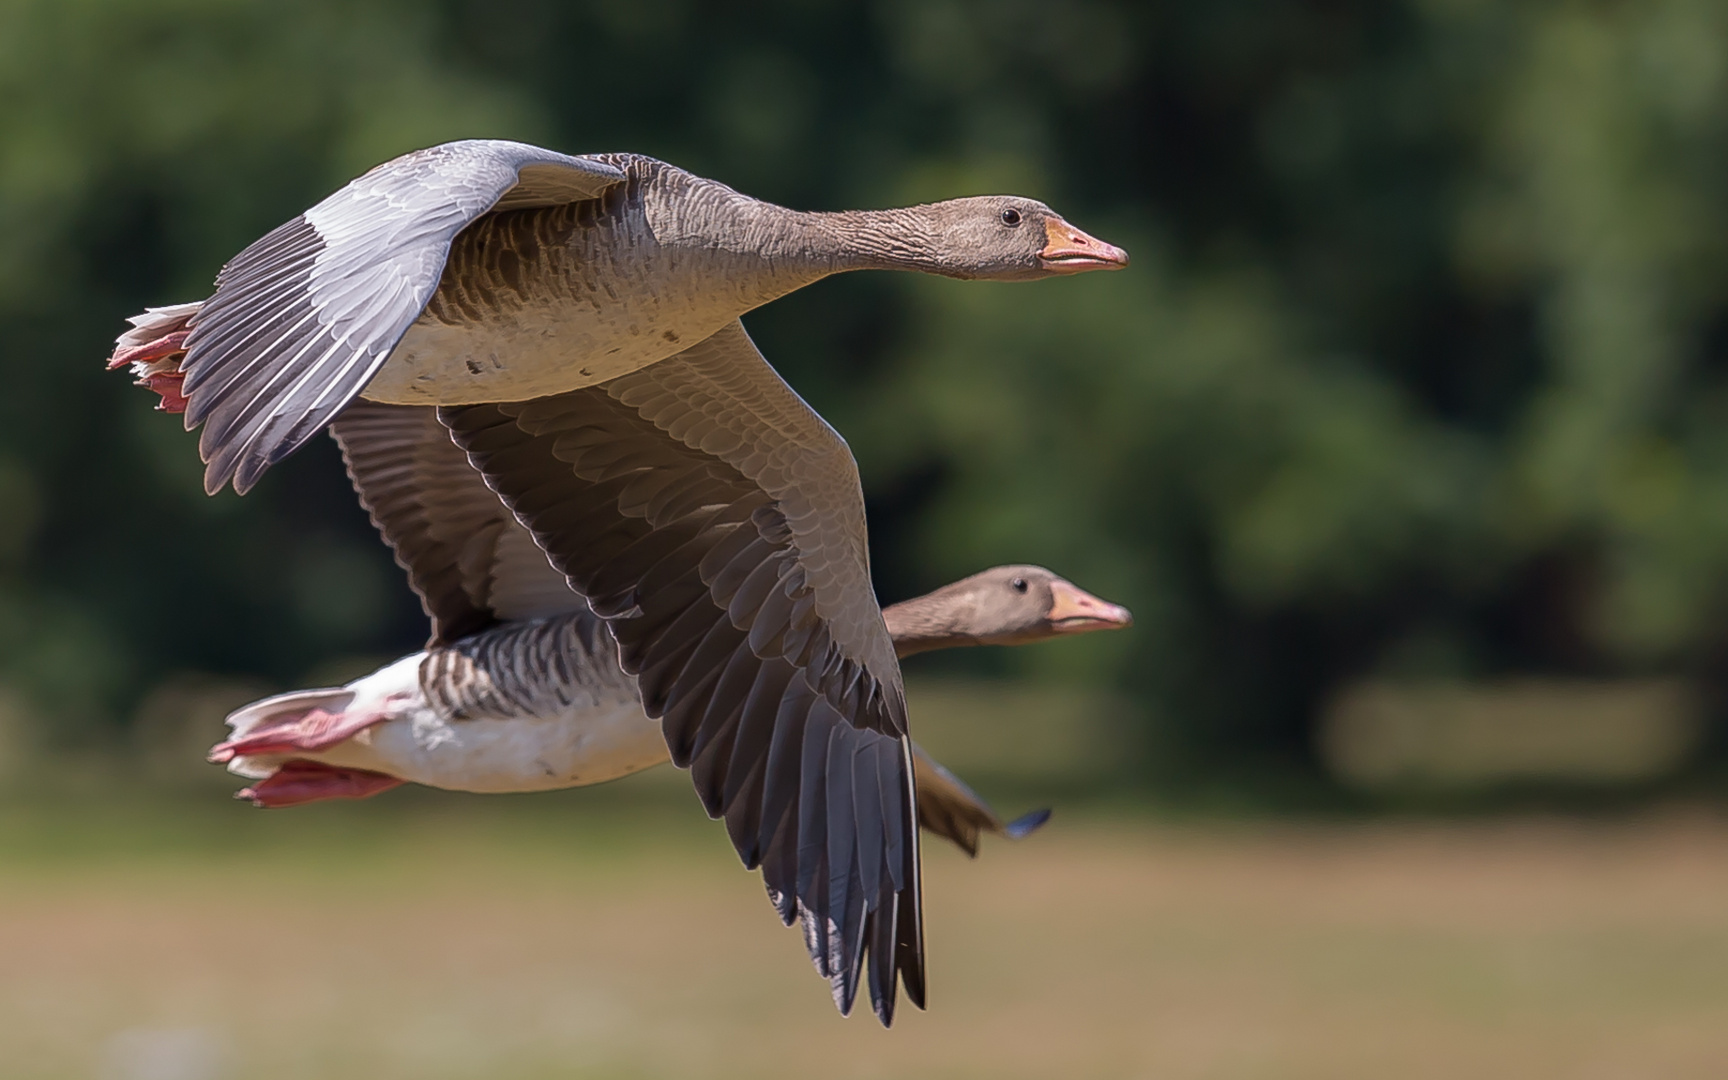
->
1000;208;1022;227
1011;576;1028;593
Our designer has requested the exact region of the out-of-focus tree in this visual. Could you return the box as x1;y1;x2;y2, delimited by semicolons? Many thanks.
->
6;0;1728;788
0;0;547;742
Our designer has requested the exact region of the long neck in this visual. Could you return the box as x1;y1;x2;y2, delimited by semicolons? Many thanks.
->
800;208;953;275
644;169;953;301
882;588;976;659
702;204;950;278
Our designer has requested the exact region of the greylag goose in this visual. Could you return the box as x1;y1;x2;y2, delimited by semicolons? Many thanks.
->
108;139;1128;1025
109;140;1126;495
210;402;1132;864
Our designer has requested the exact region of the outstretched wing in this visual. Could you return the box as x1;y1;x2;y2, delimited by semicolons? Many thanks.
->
441;321;922;1026
181;140;625;495
329;401;581;645
335;404;1050;865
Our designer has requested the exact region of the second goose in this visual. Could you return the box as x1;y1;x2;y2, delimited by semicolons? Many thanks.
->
209;402;1132;862
110;140;1129;1026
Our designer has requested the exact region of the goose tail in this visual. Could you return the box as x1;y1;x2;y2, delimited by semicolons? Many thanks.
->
212;686;362;777
107;301;204;413
209;686;402;808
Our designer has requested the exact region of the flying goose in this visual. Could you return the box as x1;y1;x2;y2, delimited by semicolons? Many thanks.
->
108;141;1128;1024
109;140;1126;495
210;406;1129;865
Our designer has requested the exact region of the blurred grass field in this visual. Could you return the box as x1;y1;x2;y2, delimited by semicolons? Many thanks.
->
4;783;1728;1080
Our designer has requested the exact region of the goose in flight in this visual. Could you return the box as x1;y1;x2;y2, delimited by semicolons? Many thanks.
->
209;404;1131;864
109;140;1125;495
108;141;1128;1024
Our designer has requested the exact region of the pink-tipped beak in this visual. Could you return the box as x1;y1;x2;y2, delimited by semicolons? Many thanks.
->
1045;579;1133;633
1039;220;1130;273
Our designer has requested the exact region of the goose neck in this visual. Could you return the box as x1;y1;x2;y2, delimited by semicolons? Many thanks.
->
801;208;951;276
706;203;945;278
882;589;976;659
646;170;955;293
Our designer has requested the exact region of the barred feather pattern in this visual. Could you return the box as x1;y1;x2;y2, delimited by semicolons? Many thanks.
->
420;611;635;721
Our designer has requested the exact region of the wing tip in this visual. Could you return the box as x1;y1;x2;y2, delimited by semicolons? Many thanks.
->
1003;807;1053;840
199;435;258;496
201;459;234;497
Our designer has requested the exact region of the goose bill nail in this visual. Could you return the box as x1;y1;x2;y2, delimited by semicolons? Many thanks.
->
1046;581;1133;630
1038;222;1130;271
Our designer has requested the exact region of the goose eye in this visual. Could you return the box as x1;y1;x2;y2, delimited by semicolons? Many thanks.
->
1000;208;1022;227
1011;577;1028;593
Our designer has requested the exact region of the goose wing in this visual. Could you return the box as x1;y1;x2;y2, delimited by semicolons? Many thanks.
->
329;401;582;645
440;320;921;1025
182;139;625;495
334;403;1046;861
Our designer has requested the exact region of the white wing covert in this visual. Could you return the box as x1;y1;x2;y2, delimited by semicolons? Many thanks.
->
179;139;624;494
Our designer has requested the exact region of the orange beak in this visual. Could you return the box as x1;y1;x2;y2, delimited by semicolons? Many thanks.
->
1045;579;1133;633
1039;219;1130;273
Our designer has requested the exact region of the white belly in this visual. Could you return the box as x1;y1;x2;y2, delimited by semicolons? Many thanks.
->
352;173;828;407
310;698;673;793
225;639;675;794
359;286;737;406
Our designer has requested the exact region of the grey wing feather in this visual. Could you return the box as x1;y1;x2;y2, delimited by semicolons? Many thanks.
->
440;321;922;1026
330;400;583;644
182;140;625;495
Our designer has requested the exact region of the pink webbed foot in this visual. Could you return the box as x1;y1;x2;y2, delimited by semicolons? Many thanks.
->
106;329;190;370
209;706;386;763
141;368;189;414
237;761;405;808
107;317;194;413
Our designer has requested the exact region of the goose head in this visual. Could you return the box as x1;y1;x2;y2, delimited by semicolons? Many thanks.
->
916;197;1130;280
883;565;1133;658
805;197;1128;281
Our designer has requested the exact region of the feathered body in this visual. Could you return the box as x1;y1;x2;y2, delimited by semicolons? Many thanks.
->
367;156;833;405
224;614;665;794
110;138;1129;1025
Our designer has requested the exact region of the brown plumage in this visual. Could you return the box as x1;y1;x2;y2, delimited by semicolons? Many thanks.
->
442;325;919;1018
884;566;1133;657
328;400;1125;851
111;139;1129;1026
112;142;1125;495
219;397;1131;874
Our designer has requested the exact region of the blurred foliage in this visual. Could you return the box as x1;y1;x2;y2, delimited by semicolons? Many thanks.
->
5;0;1728;787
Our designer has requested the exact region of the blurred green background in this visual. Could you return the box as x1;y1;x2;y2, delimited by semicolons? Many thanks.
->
10;0;1728;799
8;3;1728;1078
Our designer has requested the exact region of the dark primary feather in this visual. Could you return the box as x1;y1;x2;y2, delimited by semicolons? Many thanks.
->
336;402;1037;862
330;400;579;644
440;320;922;1025
180;141;624;495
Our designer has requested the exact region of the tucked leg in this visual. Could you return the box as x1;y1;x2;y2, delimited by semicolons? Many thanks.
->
237;760;405;808
107;308;197;413
209;706;387;763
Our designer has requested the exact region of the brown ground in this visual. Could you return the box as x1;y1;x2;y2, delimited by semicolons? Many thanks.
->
3;792;1728;1079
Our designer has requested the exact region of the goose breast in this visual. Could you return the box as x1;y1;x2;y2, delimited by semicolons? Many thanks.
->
115;138;1124;495
364;158;818;406
316;618;669;793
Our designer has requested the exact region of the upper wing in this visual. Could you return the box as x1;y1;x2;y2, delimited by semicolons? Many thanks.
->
181;140;625;495
440;321;922;1025
329;401;582;644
